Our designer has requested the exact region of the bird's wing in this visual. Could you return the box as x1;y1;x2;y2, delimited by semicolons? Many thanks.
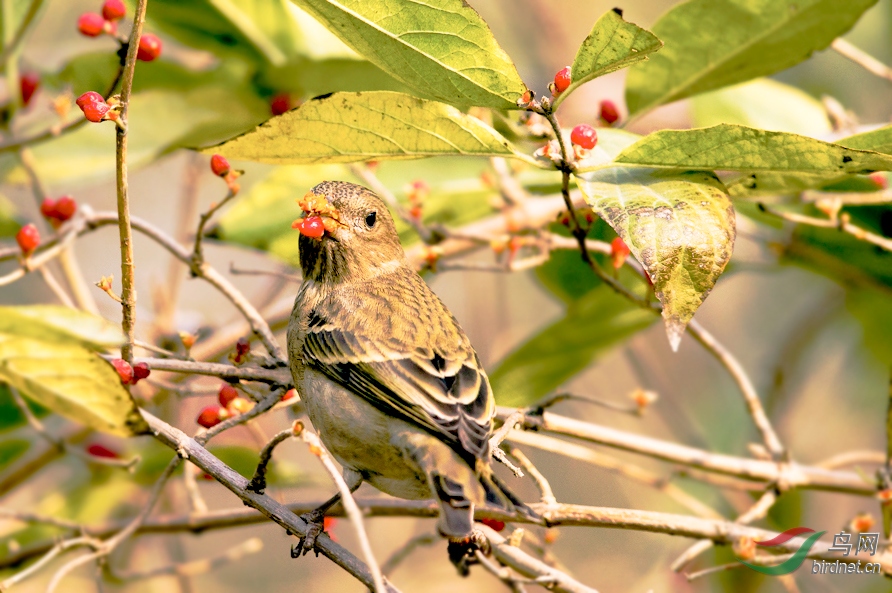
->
301;272;494;462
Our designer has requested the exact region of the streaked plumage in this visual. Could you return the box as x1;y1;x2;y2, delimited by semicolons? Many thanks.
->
287;180;530;539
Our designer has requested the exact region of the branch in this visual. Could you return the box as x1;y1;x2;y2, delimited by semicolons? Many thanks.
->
831;38;892;82
112;0;149;361
140;409;403;593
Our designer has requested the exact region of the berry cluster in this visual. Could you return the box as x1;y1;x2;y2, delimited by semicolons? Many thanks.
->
76;91;116;123
40;196;77;228
197;383;255;428
292;191;342;240
78;0;162;62
111;358;151;385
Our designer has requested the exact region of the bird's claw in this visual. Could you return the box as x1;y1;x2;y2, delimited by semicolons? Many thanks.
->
447;529;489;576
292;510;326;558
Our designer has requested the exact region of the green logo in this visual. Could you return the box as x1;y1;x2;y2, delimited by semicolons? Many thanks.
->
740;528;826;576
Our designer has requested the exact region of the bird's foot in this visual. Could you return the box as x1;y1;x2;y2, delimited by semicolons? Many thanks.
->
447;529;489;577
291;510;326;558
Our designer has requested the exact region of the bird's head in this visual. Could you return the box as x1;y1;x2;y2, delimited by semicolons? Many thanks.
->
294;181;405;284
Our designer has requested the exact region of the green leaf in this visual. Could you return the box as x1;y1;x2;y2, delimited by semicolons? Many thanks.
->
838;125;892;156
289;0;527;108
150;0;304;65
690;78;832;136
577;168;735;349
257;57;409;97
615;124;892;174
552;9;661;109
625;0;878;116
490;286;656;407
0;306;123;351
207;91;527;165
0;335;148;437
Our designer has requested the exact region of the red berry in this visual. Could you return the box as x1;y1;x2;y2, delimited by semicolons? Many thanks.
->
53;196;77;222
77;13;105;37
197;405;227;428
210;154;230;177
270;93;290;116
479;518;506;532
570;124;597;150
111;358;133;384
76;91;104;109
101;0;126;21
40;198;57;220
81;100;110;123
553;67;571;94
610;237;630;269
218;383;239;407
137;34;162;62
20;73;39;106
600;100;620;125
235;337;250;357
86;443;119;459
15;224;40;255
281;388;298;402
298;216;325;239
132;362;151;383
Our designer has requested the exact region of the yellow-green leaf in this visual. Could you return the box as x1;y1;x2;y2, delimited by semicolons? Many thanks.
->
615;124;892;174
0;305;123;350
625;0;878;116
0;334;148;436
552;9;661;109
208;91;527;164
838;125;892;156
576;168;735;350
290;0;527;108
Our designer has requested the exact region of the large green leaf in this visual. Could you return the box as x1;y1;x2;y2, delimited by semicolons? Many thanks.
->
0;438;29;472
690;78;832;136
149;0;305;65
207;91;527;164
838;125;892;156
0;306;123;351
552;9;661;109
0;334;148;437
289;0;527;108
576;168;735;349
256;57;409;97
490;286;656;407
625;0;878;116
614;125;892;175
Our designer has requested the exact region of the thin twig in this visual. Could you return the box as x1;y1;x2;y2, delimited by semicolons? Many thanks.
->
247;428;293;494
113;0;150;362
300;428;386;593
687;319;784;458
510;448;556;506
381;533;438;576
831;38;892;81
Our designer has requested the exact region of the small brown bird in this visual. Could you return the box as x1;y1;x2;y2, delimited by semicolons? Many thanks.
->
287;180;534;562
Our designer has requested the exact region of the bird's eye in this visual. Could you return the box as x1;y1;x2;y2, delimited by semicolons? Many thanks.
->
365;211;377;228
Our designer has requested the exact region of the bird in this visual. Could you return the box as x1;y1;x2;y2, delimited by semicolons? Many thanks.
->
286;180;536;566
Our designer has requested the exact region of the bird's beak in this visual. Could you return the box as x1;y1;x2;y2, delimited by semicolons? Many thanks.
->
292;190;344;239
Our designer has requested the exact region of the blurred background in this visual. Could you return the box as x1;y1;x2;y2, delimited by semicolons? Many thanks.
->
1;0;891;591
